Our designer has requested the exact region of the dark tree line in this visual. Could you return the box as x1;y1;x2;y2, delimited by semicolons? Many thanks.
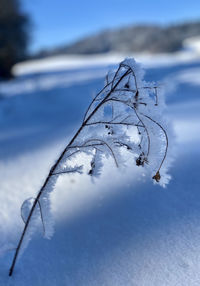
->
0;0;29;80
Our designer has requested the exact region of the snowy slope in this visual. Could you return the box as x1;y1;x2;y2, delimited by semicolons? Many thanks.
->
0;55;200;285
184;36;200;54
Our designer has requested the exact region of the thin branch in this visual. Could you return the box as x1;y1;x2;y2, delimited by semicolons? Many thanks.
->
83;80;112;122
85;121;144;128
83;138;119;167
154;87;158;106
52;166;83;176
143;114;168;172
37;199;45;236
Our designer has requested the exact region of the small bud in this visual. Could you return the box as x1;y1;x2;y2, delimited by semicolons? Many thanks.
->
136;157;143;166
136;153;148;167
152;171;161;182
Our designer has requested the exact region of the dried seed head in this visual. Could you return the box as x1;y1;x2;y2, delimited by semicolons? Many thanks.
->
136;153;148;167
152;171;161;182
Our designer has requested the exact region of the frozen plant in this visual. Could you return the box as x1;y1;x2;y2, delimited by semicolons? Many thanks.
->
9;58;170;276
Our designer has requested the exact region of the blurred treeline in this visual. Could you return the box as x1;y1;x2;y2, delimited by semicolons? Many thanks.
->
0;0;29;80
36;22;200;58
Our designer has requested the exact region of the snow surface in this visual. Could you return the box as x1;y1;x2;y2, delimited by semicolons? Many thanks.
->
12;49;200;76
184;37;200;54
0;54;200;285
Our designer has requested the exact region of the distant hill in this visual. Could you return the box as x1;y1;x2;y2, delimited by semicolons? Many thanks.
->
34;21;200;58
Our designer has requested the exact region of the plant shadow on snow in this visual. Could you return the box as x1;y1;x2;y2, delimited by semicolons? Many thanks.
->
5;147;200;286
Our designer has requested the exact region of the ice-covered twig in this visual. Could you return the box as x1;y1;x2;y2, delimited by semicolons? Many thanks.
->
9;58;170;276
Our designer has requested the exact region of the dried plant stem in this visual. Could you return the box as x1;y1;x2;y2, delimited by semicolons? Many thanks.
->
9;67;131;276
9;59;169;276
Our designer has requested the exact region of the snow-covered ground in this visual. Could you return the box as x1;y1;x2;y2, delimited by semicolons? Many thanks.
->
184;36;200;54
0;53;200;285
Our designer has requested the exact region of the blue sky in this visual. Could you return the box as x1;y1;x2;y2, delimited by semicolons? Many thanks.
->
22;0;200;53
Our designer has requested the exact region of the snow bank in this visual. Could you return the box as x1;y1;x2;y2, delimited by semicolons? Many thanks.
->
12;51;200;76
184;36;200;54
